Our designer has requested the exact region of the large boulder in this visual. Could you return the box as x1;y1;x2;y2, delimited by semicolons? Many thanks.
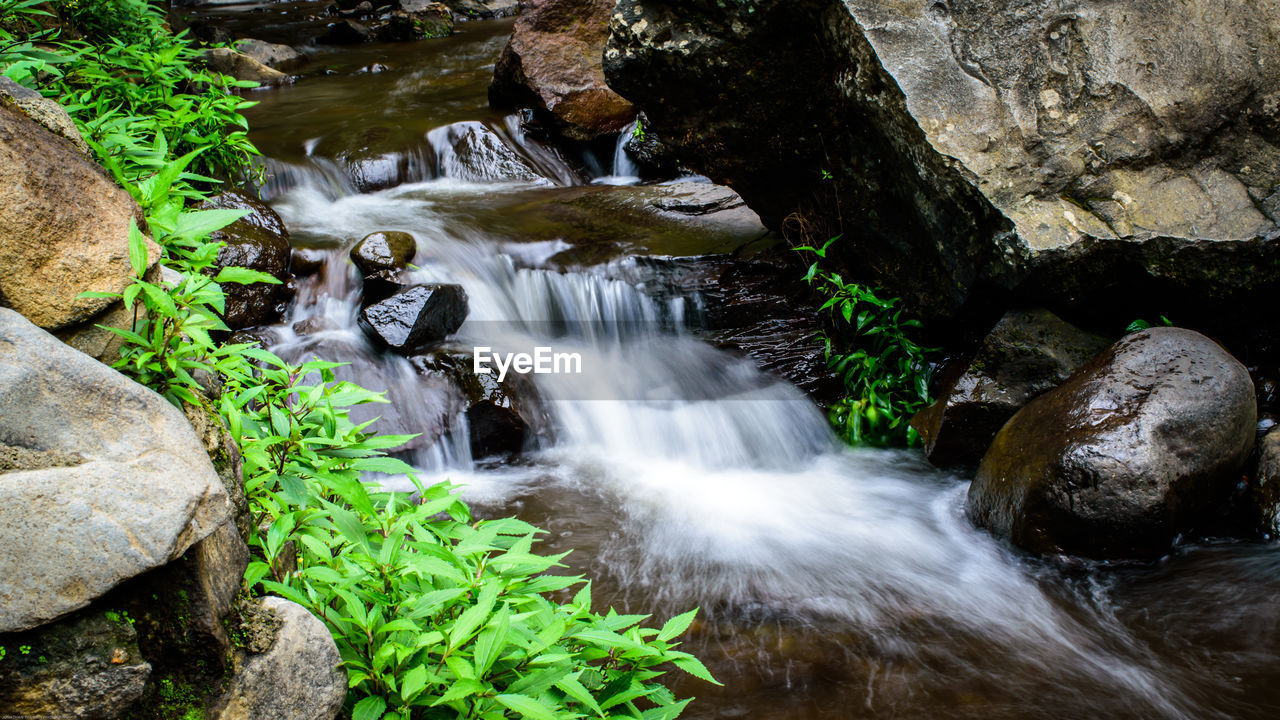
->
490;0;634;141
0;309;230;633
202;190;295;330
0;102;159;350
0;610;150;718
603;0;1280;337
968;328;1256;558
912;308;1110;467
357;284;469;354
235;39;305;71
212;597;346;720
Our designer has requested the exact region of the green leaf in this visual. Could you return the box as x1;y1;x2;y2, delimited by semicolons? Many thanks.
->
352;695;386;720
214;266;282;285
128;219;150;278
494;693;560;720
658;608;698;641
401;664;428;702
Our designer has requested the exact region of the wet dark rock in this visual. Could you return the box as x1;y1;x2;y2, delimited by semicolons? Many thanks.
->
235;39;305;71
361;270;412;306
968;328;1257;559
489;0;633;141
290;247;329;277
412;350;549;458
376;2;453;41
442;0;518;19
0;610;149;718
603;0;1280;341
350;230;417;276
434;121;542;183
202;190;295;330
912;308;1111;468
1249;429;1280;537
357;284;469;354
623;112;681;180
319;19;372;44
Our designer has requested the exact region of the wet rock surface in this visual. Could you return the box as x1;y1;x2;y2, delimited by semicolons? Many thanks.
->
202;47;288;84
0;309;230;633
434;121;544;183
913;308;1111;467
350;230;417;275
235;38;305;71
490;0;633;141
1249;428;1280;537
604;0;1280;340
203;190;295;329
968;328;1257;559
357;283;469;353
413;349;551;458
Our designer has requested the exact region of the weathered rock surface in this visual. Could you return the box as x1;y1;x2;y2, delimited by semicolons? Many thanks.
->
0;610;150;719
604;0;1280;334
212;598;346;720
351;230;417;276
0;76;89;153
0;102;159;332
491;0;633;141
0;309;230;633
379;1;453;40
202;190;295;329
913;308;1110;467
413;349;550;457
235;38;305;71
1250;428;1280;537
203;47;288;85
968;328;1256;558
358;284;469;353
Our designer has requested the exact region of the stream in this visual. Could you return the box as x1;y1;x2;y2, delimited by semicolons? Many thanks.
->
205;8;1280;719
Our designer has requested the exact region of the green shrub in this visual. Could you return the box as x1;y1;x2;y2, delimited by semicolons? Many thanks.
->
796;237;933;446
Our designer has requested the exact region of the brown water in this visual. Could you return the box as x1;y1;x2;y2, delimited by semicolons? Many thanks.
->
210;6;1280;718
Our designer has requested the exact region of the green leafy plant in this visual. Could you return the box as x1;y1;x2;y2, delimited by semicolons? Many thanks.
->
1125;315;1173;334
796;236;933;446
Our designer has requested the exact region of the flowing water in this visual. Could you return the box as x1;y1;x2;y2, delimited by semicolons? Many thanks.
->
210;7;1280;718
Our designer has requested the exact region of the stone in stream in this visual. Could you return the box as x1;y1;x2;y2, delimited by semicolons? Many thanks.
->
968;328;1256;559
211;598;346;720
291;247;330;277
0;309;230;633
489;0;634;141
1248;428;1280;537
377;1;454;41
443;0;518;20
202;190;296;330
234;39;305;72
357;284;469;354
603;0;1280;340
319;19;373;45
912;308;1111;468
350;230;417;276
0;100;160;362
413;349;551;458
202;48;288;85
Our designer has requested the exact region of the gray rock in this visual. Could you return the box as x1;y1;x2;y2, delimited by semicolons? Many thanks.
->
0;76;88;153
442;0;518;19
350;230;417;276
603;0;1280;330
968;328;1256;558
212;597;346;720
234;39;304;71
0;309;230;632
912;308;1111;467
0;102;159;333
0;610;150;719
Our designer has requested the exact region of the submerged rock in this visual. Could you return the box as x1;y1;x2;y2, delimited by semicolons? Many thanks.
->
968;328;1256;558
0;610;150;718
211;598;345;720
913;308;1111;467
357;284;469;354
490;0;633;141
604;0;1280;336
202;190;295;330
350;230;417;276
0;309;230;632
413;349;550;458
0;102;159;350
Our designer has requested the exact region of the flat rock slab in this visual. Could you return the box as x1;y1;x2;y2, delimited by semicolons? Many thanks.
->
0;309;229;633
